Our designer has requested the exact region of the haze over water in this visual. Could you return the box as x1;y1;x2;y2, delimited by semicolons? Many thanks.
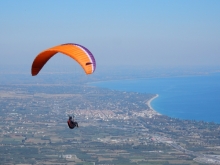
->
91;73;220;123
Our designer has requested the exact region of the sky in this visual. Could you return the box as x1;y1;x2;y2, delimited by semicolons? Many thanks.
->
0;0;220;70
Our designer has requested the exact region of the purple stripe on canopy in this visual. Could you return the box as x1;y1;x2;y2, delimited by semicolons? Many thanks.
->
62;43;96;72
74;44;96;72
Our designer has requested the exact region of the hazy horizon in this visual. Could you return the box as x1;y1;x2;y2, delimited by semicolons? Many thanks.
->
1;1;220;69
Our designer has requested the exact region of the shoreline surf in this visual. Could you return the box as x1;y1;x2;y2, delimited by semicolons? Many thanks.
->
147;94;161;115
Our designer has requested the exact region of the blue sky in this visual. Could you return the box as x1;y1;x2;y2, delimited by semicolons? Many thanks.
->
0;0;220;69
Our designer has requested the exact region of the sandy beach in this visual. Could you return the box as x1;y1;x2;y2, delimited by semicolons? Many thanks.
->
147;94;160;115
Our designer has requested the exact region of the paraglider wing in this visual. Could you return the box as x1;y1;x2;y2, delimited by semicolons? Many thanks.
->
31;43;96;76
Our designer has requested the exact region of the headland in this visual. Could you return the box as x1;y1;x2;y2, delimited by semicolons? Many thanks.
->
147;94;160;115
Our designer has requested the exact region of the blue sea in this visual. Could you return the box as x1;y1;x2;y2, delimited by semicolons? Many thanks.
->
90;73;220;123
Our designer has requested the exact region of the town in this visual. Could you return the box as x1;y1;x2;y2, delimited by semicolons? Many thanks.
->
1;81;220;165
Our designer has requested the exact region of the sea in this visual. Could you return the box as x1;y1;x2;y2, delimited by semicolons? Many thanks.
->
90;73;220;124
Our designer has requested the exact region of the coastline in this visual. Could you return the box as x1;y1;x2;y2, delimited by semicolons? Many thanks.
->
147;94;160;115
88;74;220;123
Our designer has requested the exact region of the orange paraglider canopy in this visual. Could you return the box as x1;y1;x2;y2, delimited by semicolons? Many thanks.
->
31;43;96;76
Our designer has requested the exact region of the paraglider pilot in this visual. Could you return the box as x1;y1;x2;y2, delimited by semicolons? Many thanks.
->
67;116;79;129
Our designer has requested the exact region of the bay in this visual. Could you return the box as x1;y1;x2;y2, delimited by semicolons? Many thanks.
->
90;73;220;123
